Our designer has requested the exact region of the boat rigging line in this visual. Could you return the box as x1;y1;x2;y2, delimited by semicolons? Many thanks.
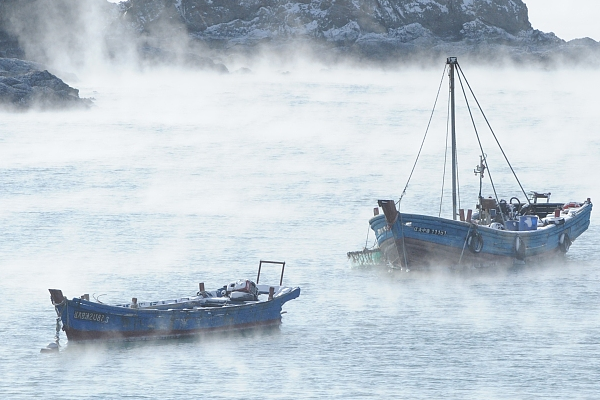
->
456;63;531;206
398;64;447;207
400;59;532;223
360;56;592;269
455;68;506;222
439;85;451;217
395;63;447;269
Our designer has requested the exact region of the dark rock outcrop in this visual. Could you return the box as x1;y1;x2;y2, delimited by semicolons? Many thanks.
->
117;0;566;61
0;30;24;59
0;0;229;71
1;0;598;68
0;58;92;110
1;0;597;108
0;0;598;109
103;0;600;67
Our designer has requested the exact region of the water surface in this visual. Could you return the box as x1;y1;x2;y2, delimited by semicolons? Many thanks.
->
1;65;599;399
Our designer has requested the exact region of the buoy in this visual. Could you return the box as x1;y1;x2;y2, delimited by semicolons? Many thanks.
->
562;202;580;210
40;342;59;353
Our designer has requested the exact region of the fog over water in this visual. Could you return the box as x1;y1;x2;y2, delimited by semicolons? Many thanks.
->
1;61;600;398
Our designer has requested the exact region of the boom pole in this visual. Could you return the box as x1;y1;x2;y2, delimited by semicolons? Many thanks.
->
447;57;458;220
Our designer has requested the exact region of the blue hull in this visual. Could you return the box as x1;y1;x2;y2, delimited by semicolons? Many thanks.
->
52;288;300;341
370;202;592;268
364;58;593;269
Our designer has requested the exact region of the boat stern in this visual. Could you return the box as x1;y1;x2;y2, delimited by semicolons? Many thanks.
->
49;289;65;306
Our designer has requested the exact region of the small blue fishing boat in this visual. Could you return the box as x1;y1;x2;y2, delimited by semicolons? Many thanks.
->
367;57;592;269
48;261;300;342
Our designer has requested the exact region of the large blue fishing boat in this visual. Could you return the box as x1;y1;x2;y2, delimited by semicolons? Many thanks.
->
366;57;592;269
48;261;300;342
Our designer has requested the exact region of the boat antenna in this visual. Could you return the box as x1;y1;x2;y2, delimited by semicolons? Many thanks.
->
475;154;487;200
398;63;447;206
456;64;531;205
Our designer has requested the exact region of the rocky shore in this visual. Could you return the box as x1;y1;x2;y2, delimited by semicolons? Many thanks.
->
0;58;92;110
117;0;600;65
0;0;599;109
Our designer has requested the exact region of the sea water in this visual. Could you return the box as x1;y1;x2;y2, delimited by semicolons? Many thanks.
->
1;64;599;399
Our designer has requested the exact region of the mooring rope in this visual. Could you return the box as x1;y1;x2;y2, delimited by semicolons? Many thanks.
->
364;222;371;250
458;224;473;266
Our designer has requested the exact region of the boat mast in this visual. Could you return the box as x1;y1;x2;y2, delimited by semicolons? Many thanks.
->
447;57;458;220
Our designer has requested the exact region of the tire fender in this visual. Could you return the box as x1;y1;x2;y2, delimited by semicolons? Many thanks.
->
559;233;571;253
467;231;484;253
